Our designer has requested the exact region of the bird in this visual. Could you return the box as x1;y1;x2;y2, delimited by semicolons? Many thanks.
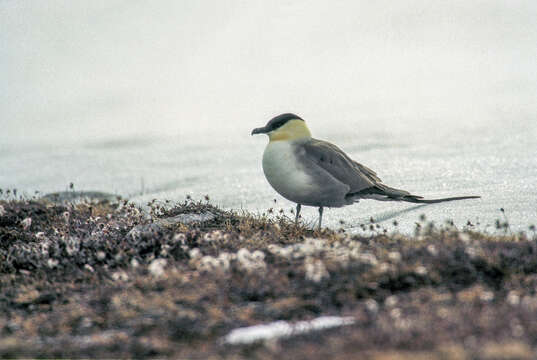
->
251;113;480;230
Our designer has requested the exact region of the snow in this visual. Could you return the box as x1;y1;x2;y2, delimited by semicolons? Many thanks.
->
223;316;356;345
1;1;536;234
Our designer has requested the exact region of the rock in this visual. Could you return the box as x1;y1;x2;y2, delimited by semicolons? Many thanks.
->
156;212;216;226
41;191;121;204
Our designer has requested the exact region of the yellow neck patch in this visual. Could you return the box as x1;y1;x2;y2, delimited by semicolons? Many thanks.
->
268;119;312;142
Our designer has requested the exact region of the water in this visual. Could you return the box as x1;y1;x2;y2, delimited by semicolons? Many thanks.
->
1;1;536;234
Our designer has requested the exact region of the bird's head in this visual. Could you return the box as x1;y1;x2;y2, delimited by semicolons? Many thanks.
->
251;113;311;142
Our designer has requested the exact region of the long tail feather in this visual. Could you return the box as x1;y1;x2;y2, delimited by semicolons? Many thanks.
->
401;195;481;204
348;186;480;203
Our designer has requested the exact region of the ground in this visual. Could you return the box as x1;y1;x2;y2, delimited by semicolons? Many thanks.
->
0;196;536;359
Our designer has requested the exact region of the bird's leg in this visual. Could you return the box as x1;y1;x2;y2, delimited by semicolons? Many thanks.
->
295;203;301;224
318;206;324;230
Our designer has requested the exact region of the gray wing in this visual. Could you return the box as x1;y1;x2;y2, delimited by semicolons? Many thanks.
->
302;138;411;198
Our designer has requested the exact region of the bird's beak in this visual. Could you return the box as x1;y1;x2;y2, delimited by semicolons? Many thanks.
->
251;126;268;135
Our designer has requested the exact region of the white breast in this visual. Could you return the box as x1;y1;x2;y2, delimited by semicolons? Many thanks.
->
262;141;317;204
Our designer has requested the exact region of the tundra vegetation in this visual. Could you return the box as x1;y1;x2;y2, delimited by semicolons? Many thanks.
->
0;193;536;359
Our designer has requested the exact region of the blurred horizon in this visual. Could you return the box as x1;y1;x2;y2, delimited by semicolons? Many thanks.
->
2;0;536;145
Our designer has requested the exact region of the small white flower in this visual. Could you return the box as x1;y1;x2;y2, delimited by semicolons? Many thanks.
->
388;252;401;262
237;248;266;273
465;246;478;258
173;233;187;244
358;252;378;266
251;250;265;261
416;266;428;275
507;291;520;306
385;295;398;307
189;248;202;260
378;263;391;273
426;244;438;256
364;299;378;313
21;217;32;230
390;308;401;319
47;258;59;269
112;271;129;281
458;233;471;243
198;256;221;272
148;258;167;277
480;291;494;302
304;257;329;283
